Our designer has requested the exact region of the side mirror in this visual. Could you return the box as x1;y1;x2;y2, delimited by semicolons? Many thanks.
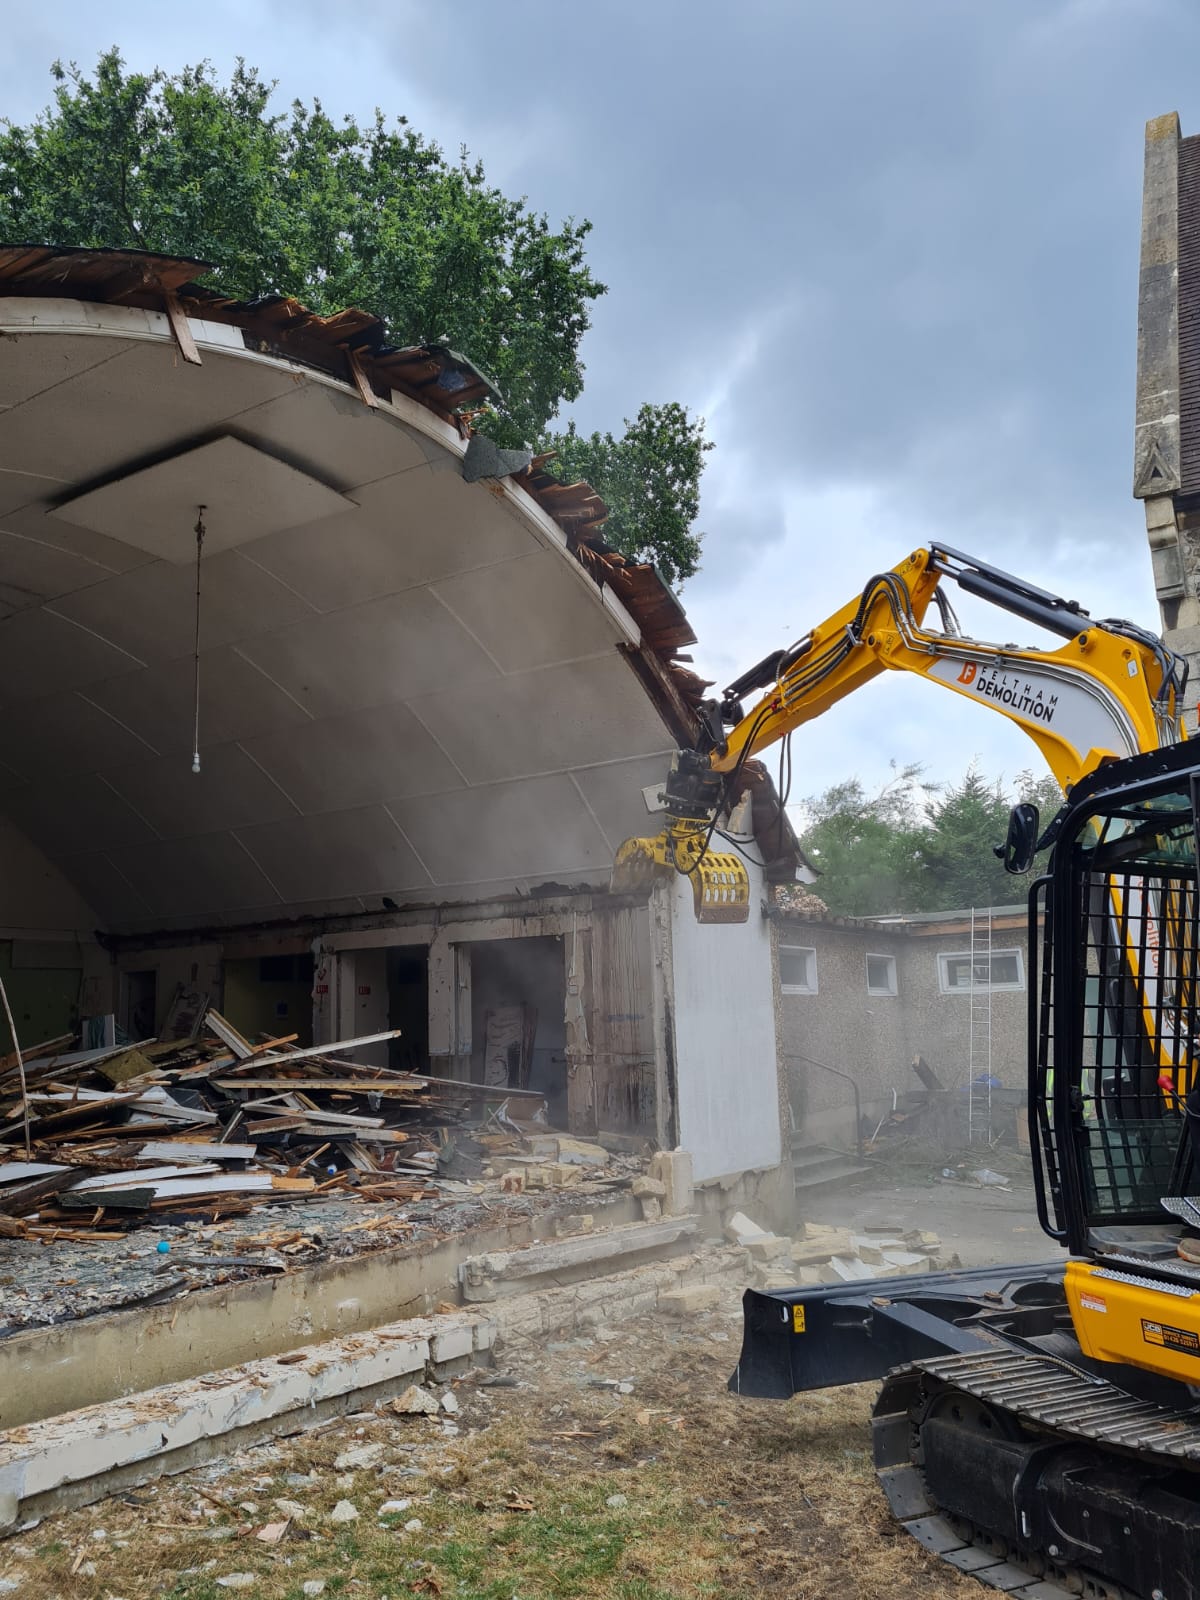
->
995;802;1040;875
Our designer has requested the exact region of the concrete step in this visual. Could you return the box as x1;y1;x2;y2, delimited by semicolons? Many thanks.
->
790;1142;872;1194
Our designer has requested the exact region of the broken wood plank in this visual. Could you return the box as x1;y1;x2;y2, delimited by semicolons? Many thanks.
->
213;1078;428;1096
222;1030;402;1071
60;1188;153;1212
0;1167;92;1216
74;1164;222;1190
135;1140;258;1165
204;1010;254;1060
0;1161;67;1186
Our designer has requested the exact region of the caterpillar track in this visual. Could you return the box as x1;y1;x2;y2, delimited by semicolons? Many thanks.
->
873;1347;1200;1600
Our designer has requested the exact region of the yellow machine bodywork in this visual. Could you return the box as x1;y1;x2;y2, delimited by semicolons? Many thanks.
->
1066;1258;1200;1385
615;545;1185;923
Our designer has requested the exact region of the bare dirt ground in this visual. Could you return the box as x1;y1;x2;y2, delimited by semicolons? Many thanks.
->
0;1168;1050;1600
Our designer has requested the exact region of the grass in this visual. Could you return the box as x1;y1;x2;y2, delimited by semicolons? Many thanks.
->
0;1317;978;1600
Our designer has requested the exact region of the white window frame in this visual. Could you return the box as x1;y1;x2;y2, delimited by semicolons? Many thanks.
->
937;948;1025;994
779;944;818;995
865;952;897;996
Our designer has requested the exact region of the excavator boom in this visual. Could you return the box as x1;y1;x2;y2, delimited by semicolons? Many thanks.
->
613;544;1187;922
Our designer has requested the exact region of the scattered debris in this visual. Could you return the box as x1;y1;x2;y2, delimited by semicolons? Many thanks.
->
392;1386;440;1417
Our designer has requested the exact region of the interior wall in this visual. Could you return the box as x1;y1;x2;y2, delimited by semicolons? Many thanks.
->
0;815;101;933
222;954;315;1046
470;936;566;1121
0;939;84;1047
668;860;783;1183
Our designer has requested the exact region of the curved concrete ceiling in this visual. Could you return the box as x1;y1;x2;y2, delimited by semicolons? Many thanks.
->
0;298;676;934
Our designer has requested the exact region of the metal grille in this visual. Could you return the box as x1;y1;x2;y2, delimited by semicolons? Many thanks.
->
1072;858;1196;1222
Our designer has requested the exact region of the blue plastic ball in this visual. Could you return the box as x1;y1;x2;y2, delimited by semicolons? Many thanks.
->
157;1239;170;1254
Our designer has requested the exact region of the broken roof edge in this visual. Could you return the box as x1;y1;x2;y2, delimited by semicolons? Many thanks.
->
0;244;702;732
0;245;808;886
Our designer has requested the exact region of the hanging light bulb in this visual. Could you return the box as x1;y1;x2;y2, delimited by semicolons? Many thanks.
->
191;506;206;775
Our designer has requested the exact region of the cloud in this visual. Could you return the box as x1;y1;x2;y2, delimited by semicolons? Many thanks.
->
4;0;1198;797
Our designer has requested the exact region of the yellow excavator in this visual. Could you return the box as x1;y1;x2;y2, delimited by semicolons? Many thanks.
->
616;543;1200;1599
614;542;1185;921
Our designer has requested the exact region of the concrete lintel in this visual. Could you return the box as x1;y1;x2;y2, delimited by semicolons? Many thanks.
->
460;1214;699;1300
0;1311;494;1536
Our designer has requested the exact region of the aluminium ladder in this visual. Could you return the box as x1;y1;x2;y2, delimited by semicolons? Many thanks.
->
967;906;994;1143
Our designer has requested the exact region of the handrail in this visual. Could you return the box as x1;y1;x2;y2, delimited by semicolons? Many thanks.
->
786;1051;863;1159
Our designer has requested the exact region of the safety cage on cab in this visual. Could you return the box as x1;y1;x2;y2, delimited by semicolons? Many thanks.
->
1029;744;1200;1257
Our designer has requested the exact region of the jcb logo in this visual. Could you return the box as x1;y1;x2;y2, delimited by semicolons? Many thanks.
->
957;663;977;686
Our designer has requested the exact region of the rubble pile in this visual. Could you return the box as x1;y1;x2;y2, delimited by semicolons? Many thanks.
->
0;1007;570;1245
724;1211;953;1291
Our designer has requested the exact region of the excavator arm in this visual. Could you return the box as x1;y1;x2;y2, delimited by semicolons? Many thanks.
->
613;543;1188;921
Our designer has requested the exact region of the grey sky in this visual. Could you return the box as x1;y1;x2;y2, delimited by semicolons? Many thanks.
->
4;0;1197;814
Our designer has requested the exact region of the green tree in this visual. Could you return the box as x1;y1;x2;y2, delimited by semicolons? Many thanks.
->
0;52;710;581
797;764;925;916
542;403;711;587
797;762;1062;916
913;765;1059;911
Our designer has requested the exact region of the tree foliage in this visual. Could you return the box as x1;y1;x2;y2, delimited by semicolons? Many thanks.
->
542;402;711;587
0;53;711;581
798;762;1061;916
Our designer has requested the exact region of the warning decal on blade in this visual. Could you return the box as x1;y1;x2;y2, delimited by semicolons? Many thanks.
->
1142;1318;1200;1355
792;1305;806;1333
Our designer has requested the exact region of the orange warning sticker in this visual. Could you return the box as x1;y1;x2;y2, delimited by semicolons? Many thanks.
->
1079;1293;1108;1314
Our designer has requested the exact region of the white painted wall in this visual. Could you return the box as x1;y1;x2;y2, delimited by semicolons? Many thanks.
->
668;858;782;1182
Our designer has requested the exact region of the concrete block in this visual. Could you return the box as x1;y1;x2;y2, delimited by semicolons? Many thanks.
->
460;1216;698;1301
556;1137;609;1166
853;1237;899;1264
639;1197;662;1222
759;1273;796;1292
790;1229;856;1265
724;1210;767;1244
429;1320;474;1367
880;1250;930;1276
659;1284;721;1316
744;1234;790;1262
817;1256;878;1285
554;1214;594;1238
500;1170;525;1194
649;1149;694;1216
903;1230;941;1251
631;1176;666;1199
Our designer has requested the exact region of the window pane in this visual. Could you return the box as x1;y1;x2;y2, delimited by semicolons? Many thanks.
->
866;954;896;993
779;947;815;991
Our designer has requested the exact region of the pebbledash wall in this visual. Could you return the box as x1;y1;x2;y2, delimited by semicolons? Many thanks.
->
773;904;1032;1148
